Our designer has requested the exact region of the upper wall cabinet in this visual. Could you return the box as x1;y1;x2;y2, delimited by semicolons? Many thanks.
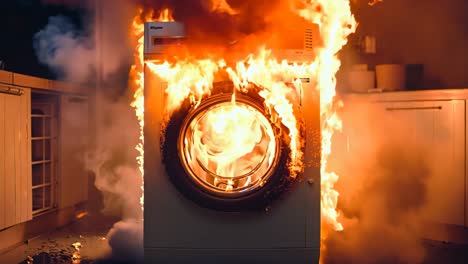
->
0;88;32;230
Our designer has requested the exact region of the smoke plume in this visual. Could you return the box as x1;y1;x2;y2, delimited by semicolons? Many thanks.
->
35;0;143;262
324;102;431;263
34;15;95;83
35;0;135;84
85;93;143;262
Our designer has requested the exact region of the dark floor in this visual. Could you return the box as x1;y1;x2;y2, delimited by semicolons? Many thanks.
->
422;239;468;264
0;212;117;264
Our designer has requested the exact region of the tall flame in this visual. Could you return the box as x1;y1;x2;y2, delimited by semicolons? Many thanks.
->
157;8;174;22
130;8;155;214
295;0;356;232
294;2;356;259
130;0;356;255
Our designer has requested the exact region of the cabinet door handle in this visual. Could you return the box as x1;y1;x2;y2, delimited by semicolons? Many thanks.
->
68;97;87;103
0;85;24;96
386;106;442;111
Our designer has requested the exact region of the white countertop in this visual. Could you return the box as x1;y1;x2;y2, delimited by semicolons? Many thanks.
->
339;88;468;102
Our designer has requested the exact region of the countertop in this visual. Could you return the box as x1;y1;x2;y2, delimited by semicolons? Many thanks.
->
0;70;88;95
340;88;468;102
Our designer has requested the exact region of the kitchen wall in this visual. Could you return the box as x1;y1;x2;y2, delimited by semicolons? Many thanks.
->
339;0;468;90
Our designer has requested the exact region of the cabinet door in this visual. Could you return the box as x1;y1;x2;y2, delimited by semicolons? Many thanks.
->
0;89;32;230
59;95;89;208
384;100;465;226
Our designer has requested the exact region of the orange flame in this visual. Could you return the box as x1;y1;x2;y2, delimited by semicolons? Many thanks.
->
180;99;278;192
294;0;356;243
130;8;156;214
71;242;82;263
209;0;239;15
147;59;222;113
157;8;174;22
147;49;308;177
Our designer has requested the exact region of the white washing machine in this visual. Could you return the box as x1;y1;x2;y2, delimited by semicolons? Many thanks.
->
143;22;321;264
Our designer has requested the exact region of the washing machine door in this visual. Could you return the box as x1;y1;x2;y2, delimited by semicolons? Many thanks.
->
162;92;296;211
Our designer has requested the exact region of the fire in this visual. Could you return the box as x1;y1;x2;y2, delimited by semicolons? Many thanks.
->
147;49;307;177
157;8;174;22
71;242;82;263
209;0;239;15
295;0;356;232
181;98;277;192
225;50;309;176
130;0;356;254
75;211;88;219
147;59;222;113
130;8;156;213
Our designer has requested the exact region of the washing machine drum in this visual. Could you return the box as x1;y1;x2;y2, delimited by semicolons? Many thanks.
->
162;92;295;211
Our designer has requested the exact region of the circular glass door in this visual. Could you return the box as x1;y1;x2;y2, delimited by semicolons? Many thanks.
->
162;93;294;211
179;100;278;197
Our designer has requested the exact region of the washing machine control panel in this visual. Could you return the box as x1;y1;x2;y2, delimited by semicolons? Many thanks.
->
144;22;185;57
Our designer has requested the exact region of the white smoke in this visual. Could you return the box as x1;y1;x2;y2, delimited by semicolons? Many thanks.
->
106;219;144;261
34;15;95;83
84;93;143;262
34;0;134;84
34;1;143;262
324;102;429;263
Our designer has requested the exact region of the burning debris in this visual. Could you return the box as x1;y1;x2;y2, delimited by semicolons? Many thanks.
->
20;232;109;264
72;242;82;263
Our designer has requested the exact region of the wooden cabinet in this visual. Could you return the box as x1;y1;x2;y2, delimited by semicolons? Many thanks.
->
0;72;90;232
0;88;32;230
380;100;465;226
340;93;468;227
59;95;89;208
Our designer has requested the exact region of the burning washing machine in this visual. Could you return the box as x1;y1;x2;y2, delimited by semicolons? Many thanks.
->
143;21;321;264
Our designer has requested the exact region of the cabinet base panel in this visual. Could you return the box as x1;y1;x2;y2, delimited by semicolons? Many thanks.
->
144;247;320;264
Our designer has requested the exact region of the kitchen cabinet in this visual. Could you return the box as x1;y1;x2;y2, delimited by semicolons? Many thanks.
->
59;94;89;208
379;100;465;226
340;94;466;227
0;88;32;230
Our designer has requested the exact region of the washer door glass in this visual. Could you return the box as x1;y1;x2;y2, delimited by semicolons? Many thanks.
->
179;100;279;197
